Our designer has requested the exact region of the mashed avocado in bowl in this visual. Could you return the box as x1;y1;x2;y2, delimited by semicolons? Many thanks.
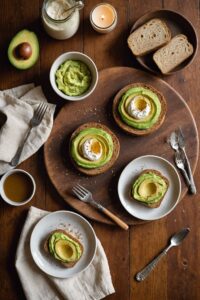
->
56;60;92;96
50;52;98;101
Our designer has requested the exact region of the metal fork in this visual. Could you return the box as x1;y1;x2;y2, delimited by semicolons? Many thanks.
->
175;151;191;189
72;184;129;230
177;127;196;194
10;102;48;166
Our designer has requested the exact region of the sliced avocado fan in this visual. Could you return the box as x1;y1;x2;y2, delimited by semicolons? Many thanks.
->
8;29;39;70
118;87;161;129
70;127;114;169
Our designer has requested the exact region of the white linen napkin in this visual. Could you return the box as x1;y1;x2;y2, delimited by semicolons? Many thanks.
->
0;84;55;175
15;206;115;300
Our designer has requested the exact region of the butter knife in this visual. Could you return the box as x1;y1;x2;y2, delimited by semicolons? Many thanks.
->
177;128;196;194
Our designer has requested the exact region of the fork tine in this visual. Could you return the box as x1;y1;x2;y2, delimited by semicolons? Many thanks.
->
72;188;83;199
72;186;85;198
77;184;89;194
37;103;48;123
35;102;45;117
74;185;87;196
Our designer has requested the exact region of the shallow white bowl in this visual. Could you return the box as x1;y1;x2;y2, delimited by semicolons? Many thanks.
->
118;155;181;221
50;51;98;101
30;210;97;278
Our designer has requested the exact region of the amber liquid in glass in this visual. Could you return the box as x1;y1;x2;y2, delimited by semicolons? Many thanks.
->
3;172;33;202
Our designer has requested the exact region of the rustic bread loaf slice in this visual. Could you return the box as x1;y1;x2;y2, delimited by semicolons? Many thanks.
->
128;18;171;56
131;169;169;208
70;122;120;176
44;229;84;268
153;34;194;74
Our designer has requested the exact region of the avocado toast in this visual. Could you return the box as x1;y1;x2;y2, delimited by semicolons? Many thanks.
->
70;122;120;176
44;229;83;268
113;83;167;135
131;169;169;208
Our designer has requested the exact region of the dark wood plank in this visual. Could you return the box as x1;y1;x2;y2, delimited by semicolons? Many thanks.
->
131;219;168;299
162;1;200;299
83;3;131;299
129;0;200;300
0;1;41;300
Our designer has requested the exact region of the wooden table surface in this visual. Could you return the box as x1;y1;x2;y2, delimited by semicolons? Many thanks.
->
0;1;199;300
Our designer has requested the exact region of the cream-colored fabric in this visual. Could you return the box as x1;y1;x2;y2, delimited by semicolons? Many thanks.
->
15;207;115;300
0;84;55;175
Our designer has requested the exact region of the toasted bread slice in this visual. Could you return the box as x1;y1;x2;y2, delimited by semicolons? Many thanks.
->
128;18;171;56
153;34;194;74
131;169;169;208
112;83;167;136
69;122;120;176
44;229;84;268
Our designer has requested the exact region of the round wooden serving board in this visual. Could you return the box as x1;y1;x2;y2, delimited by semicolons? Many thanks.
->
44;67;199;225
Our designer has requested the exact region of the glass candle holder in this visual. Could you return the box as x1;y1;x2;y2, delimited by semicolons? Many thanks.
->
90;3;117;33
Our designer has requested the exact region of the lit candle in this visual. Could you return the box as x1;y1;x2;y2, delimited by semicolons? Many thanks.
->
90;3;117;33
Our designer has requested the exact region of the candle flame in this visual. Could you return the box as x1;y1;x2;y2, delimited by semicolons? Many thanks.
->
100;14;105;20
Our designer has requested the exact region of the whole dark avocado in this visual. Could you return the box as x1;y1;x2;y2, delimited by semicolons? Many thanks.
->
8;29;39;70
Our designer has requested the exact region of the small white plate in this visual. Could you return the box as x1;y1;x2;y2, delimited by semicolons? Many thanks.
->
118;155;181;221
30;211;97;278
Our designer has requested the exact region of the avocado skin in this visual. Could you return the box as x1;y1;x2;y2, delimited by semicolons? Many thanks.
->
132;171;168;206
48;232;82;263
8;29;39;70
118;87;161;129
70;127;113;169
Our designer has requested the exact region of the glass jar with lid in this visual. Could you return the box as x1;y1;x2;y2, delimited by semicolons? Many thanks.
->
42;0;84;40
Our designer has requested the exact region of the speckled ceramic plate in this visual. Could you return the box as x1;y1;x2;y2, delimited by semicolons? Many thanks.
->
30;211;97;278
118;155;181;221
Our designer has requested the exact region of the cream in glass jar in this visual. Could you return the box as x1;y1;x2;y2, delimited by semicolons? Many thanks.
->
42;0;84;40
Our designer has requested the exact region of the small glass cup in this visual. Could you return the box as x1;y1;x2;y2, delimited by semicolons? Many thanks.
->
90;3;118;34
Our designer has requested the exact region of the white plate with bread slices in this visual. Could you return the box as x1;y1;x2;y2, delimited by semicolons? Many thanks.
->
118;155;181;221
128;9;197;75
30;211;97;278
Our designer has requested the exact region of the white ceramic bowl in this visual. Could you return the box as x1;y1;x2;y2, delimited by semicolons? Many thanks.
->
50;51;98;101
0;169;36;206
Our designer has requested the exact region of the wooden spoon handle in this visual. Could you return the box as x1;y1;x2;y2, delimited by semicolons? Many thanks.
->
103;208;129;230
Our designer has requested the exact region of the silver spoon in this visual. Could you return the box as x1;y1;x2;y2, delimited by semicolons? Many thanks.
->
167;131;179;152
168;131;194;194
135;228;190;282
64;1;84;14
